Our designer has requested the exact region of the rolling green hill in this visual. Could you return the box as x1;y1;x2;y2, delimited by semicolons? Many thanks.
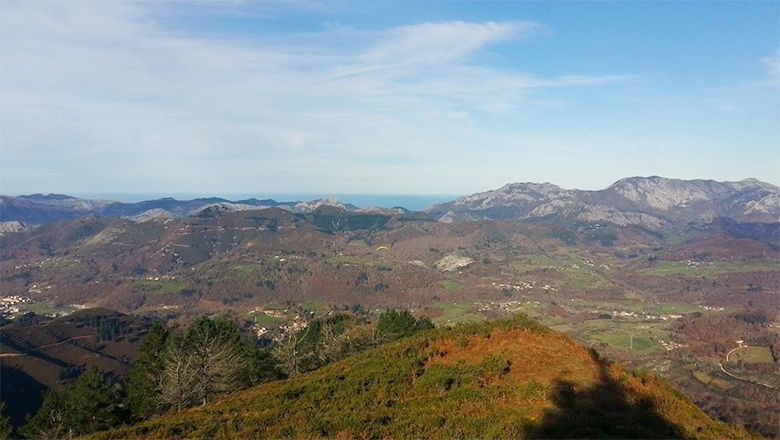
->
88;316;758;439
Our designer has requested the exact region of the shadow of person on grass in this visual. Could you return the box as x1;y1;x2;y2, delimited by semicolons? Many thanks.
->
527;351;687;439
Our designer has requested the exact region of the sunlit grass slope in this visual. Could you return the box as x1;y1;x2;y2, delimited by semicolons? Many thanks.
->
89;316;759;439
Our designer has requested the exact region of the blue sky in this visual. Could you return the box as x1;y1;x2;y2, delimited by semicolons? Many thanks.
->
1;0;778;196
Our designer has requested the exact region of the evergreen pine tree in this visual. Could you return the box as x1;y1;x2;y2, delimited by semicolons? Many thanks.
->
376;309;434;341
125;322;169;420
21;367;124;438
0;402;13;440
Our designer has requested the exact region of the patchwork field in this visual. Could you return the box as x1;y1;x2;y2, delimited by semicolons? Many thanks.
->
640;260;780;276
729;346;774;364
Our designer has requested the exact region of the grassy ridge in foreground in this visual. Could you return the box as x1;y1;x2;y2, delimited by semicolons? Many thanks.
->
89;315;759;439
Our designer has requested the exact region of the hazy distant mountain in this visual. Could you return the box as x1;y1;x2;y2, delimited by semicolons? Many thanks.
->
0;195;359;225
427;176;779;230
0;195;116;224
17;193;76;201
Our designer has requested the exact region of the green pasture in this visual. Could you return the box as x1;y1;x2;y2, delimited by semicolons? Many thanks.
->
560;269;613;290
568;298;700;316
19;302;75;317
432;302;486;325
640;260;779;276
728;346;774;364
692;370;732;390
575;319;671;353
248;311;279;325
439;280;463;292
509;252;614;290
229;264;264;275
132;278;192;294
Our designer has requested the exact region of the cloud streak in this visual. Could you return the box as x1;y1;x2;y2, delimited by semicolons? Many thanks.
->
762;48;780;83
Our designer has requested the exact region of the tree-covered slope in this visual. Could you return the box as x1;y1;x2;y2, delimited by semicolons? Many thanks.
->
89;316;758;439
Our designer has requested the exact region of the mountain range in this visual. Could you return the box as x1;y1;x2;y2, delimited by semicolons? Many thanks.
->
2;177;777;234
0;195;374;229
426;176;779;230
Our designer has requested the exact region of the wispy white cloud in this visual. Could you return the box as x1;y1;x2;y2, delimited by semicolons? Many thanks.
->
0;1;640;194
356;21;540;69
762;48;780;83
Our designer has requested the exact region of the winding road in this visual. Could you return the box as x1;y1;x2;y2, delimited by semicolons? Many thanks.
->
718;346;776;390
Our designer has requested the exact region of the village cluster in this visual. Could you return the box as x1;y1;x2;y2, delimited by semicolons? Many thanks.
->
582;259;610;270
476;300;543;314
250;307;309;340
13;257;82;271
494;258;612;293
491;281;558;292
139;274;178;281
605;309;684;321
477;299;686;324
685;260;713;268
0;295;32;317
699;305;726;312
657;338;687;351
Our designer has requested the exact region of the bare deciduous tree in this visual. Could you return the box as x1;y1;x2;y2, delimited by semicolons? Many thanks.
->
190;333;246;405
317;322;347;364
158;343;197;412
35;407;69;440
273;325;312;376
158;325;247;411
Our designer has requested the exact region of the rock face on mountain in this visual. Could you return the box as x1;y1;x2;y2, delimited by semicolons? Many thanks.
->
427;176;779;230
126;209;175;223
292;197;358;213
191;202;262;217
0;220;32;236
433;254;475;272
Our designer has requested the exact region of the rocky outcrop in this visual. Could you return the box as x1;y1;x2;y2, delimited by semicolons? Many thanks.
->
127;209;175;223
433;254;475;272
192;202;262;217
0;220;32;236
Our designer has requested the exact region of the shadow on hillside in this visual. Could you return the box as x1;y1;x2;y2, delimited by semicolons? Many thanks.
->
0;365;46;428
527;353;686;439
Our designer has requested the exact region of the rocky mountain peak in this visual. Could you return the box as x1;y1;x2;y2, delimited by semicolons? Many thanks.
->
293;197;346;212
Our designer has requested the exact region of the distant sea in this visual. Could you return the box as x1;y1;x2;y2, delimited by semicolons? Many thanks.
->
73;193;461;211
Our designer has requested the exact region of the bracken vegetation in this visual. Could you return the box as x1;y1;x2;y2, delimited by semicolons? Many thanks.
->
86;315;758;440
11;309;433;439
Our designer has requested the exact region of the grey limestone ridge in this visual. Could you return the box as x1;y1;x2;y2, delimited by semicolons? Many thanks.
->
126;209;175;223
426;176;779;230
